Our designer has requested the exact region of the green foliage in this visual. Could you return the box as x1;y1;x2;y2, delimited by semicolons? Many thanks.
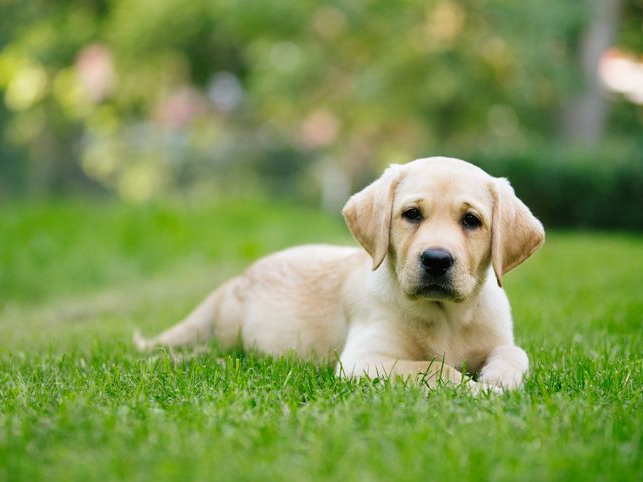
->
471;141;643;229
0;200;643;481
0;0;640;202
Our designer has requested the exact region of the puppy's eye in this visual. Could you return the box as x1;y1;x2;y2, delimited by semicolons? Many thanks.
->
462;213;482;229
402;208;422;223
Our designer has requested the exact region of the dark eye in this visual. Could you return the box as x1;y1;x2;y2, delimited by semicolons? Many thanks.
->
402;208;422;223
462;213;482;229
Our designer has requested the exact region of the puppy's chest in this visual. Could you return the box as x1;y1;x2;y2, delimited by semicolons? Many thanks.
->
409;318;490;372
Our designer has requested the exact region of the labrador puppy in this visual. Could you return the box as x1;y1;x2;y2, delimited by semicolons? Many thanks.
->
135;157;544;391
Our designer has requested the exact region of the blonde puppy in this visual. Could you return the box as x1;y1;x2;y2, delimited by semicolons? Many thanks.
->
135;157;544;391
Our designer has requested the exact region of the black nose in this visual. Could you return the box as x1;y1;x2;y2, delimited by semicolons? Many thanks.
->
420;248;454;275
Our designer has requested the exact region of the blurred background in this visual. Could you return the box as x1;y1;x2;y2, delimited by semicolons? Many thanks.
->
0;0;642;227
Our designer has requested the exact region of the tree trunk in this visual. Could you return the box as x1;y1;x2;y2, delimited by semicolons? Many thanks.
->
562;0;623;144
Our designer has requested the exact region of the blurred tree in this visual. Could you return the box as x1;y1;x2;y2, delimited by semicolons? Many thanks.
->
562;0;623;143
0;0;641;202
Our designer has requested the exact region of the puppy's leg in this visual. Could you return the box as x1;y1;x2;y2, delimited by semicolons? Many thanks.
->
478;344;529;389
337;325;499;393
134;278;243;351
338;358;460;383
337;357;498;393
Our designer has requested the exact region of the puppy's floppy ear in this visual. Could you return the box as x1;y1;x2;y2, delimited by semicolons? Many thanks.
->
491;178;545;286
342;165;403;270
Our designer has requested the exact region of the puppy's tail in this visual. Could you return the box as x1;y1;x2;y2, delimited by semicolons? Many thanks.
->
133;329;152;351
132;278;243;352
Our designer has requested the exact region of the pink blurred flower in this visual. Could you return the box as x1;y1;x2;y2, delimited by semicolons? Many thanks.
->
155;86;208;129
75;43;115;102
299;109;339;148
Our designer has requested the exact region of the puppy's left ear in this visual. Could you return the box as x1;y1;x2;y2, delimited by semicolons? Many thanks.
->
342;165;403;270
491;178;545;286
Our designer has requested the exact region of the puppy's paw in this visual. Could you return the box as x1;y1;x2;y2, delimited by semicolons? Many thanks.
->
479;362;524;389
466;379;503;396
479;345;528;389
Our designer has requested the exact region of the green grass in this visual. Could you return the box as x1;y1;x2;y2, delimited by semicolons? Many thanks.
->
1;200;642;482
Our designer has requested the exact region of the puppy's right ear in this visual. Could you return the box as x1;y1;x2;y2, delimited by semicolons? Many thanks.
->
342;165;403;270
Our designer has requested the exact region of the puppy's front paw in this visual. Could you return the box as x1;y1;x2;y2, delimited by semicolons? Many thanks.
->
479;345;528;389
466;379;503;396
479;362;525;389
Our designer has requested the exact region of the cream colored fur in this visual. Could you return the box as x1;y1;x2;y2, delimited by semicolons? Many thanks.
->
135;157;544;391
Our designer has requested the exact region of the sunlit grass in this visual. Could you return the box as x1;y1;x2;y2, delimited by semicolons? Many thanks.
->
0;200;642;482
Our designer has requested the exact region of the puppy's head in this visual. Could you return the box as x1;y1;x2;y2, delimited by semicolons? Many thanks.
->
343;157;544;302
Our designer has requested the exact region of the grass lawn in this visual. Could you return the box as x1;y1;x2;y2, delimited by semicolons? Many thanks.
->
1;199;642;482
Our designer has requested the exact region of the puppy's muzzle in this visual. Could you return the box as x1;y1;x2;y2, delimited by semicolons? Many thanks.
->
420;248;454;276
415;248;458;299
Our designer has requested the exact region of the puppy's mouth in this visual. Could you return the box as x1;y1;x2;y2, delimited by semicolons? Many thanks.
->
411;283;461;301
